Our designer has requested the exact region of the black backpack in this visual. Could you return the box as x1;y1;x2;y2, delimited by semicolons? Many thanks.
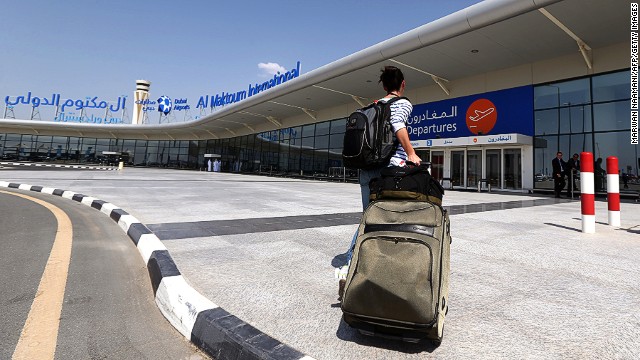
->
342;97;408;170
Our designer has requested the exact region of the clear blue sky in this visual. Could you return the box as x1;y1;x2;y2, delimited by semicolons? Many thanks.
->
1;0;482;122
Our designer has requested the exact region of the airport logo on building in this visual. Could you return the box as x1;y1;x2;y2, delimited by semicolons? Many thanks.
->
157;96;172;115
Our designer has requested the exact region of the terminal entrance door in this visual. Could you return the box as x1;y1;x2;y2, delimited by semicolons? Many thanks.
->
451;150;464;187
430;151;444;182
486;149;501;188
449;149;482;188
467;150;482;188
441;147;523;190
504;148;522;189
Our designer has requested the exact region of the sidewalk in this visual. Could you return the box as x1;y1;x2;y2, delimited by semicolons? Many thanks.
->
2;166;639;359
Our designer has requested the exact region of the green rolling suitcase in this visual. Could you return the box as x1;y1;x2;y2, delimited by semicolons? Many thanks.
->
341;199;451;344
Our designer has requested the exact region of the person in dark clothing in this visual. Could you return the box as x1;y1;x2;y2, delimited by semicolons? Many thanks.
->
552;151;566;198
565;153;580;197
622;171;629;189
594;157;606;192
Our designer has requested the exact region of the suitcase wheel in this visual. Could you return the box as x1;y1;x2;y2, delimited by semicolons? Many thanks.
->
433;326;444;347
357;328;375;337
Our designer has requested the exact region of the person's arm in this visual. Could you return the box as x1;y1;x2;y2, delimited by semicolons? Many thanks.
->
552;159;560;177
395;128;421;165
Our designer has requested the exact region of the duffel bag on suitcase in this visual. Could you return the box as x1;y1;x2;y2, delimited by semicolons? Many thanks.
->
369;163;444;205
341;200;451;344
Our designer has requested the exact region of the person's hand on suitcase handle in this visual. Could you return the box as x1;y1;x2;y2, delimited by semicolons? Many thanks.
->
406;153;422;166
407;160;430;168
407;160;432;175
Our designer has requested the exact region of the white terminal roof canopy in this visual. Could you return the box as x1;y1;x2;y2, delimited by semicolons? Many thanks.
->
0;0;627;140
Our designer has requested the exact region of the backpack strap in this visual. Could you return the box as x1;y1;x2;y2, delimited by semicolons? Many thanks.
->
372;96;409;107
376;97;409;151
379;96;410;126
381;96;410;105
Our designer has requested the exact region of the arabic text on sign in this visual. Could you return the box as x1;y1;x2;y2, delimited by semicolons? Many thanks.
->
5;92;126;113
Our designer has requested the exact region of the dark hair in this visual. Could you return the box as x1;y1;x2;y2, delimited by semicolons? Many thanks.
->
557;151;563;156
379;66;404;93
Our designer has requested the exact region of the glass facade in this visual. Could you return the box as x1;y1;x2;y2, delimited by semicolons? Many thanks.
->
533;69;638;193
0;116;353;180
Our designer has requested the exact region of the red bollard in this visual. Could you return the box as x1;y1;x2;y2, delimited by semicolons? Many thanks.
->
580;152;595;233
606;156;621;227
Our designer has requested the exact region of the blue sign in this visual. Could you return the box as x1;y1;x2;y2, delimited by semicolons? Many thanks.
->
407;85;534;140
4;92;126;113
5;92;126;124
135;98;156;112
196;61;301;109
137;97;190;113
173;98;190;111
54;112;123;124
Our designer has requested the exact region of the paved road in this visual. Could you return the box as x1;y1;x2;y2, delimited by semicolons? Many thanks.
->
2;166;640;360
0;189;207;360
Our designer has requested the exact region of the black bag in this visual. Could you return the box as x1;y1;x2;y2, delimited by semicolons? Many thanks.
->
342;97;408;170
369;163;445;205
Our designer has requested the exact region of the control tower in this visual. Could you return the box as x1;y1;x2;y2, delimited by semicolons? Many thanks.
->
132;80;151;125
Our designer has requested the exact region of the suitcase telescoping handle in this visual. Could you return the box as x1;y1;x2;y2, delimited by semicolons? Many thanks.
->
406;160;432;172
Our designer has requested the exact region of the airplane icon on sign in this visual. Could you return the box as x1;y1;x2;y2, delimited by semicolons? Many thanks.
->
469;107;495;122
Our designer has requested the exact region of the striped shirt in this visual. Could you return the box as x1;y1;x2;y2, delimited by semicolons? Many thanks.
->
379;97;413;167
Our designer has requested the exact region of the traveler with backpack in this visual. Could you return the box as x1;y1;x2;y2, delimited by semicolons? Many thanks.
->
364;66;421;203
337;68;450;343
336;65;421;297
343;65;421;209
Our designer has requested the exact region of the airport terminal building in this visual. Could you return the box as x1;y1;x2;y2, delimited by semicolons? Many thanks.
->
0;0;636;194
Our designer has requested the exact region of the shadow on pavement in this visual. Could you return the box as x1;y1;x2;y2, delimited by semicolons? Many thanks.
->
335;318;439;354
616;226;640;235
544;222;582;233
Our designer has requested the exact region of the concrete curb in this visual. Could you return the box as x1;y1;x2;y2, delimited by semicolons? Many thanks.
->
0;161;117;171
0;181;316;360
